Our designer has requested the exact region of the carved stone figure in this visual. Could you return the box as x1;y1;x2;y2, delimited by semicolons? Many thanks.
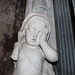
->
11;13;58;75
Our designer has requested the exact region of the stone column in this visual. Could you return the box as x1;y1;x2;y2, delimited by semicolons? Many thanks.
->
53;0;75;75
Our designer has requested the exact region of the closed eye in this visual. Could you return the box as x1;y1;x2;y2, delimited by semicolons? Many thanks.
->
28;27;36;32
38;31;42;33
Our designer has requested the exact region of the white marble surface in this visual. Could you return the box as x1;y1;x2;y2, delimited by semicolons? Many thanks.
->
25;0;57;50
11;0;58;75
11;13;58;75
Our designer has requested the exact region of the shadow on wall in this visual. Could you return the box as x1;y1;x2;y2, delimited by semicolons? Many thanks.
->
0;0;26;75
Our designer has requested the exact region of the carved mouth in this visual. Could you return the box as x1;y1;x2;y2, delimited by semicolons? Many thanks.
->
32;39;36;40
32;39;36;41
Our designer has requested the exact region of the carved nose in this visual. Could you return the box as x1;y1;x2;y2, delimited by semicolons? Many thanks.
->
34;34;37;38
34;31;38;38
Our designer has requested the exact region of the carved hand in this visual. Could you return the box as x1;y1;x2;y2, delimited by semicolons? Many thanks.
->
39;29;58;62
39;29;47;46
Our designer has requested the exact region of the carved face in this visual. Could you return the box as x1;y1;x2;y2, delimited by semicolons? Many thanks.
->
25;16;47;47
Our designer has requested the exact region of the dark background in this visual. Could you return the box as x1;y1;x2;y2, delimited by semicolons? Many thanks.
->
0;0;26;75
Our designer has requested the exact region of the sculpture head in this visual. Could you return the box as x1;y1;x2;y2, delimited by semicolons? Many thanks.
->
25;16;48;47
18;13;50;47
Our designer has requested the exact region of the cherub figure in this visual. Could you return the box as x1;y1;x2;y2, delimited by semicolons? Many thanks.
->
11;13;58;75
